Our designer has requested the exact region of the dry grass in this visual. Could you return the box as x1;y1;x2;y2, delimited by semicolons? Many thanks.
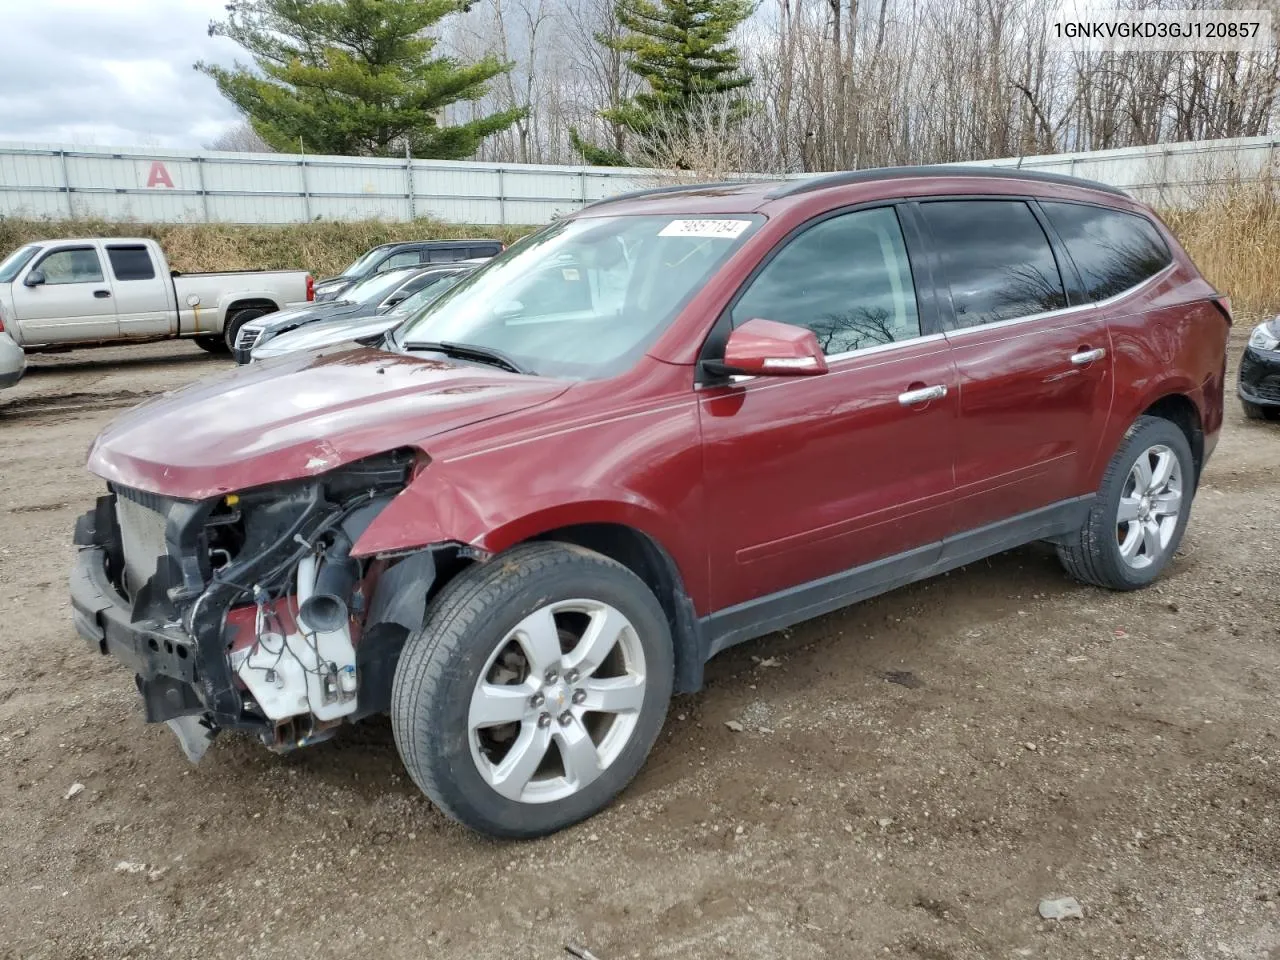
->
1161;185;1280;323
2;188;1279;322
0;218;529;280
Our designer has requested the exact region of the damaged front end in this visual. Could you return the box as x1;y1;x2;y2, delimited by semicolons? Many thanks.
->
70;449;443;761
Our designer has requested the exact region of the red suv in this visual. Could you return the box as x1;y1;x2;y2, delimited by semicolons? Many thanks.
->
71;168;1230;837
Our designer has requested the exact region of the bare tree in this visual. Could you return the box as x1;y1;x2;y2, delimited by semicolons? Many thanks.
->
205;121;274;153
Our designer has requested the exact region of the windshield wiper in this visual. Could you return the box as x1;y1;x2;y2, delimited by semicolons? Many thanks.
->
401;340;530;375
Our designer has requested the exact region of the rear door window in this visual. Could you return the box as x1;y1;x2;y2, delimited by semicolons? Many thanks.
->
37;247;105;285
1039;202;1171;301
918;200;1067;327
106;245;156;281
427;247;464;263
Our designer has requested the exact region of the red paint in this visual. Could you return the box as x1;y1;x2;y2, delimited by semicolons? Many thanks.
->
146;161;174;189
86;173;1229;619
723;318;828;375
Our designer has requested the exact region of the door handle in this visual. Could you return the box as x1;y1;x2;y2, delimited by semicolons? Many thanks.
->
93;289;111;299
898;384;948;406
1070;347;1105;366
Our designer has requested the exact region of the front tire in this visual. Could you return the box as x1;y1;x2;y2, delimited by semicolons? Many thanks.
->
1057;415;1195;590
391;542;674;838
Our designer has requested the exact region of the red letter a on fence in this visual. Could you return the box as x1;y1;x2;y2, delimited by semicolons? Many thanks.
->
146;161;174;188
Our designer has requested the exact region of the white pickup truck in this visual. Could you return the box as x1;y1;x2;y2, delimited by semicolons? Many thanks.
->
0;238;313;353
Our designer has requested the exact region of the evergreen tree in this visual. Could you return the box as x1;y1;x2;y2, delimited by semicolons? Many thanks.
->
575;0;753;163
197;0;525;159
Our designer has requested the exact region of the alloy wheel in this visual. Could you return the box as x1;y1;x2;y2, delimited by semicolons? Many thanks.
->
467;599;647;804
1116;443;1183;570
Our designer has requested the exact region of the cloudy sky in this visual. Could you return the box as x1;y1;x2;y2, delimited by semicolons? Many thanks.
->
0;0;247;148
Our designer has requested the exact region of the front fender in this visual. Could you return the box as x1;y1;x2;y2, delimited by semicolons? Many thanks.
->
348;392;708;607
351;470;698;576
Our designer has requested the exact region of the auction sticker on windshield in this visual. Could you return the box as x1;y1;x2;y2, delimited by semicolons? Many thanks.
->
658;219;753;239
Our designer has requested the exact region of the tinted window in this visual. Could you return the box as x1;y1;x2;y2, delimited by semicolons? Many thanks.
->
1040;202;1171;301
731;207;920;355
381;250;421;271
920;200;1067;327
38;247;104;285
106;245;156;281
427;247;464;263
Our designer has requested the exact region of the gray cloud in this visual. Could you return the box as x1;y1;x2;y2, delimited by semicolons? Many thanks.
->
0;0;248;148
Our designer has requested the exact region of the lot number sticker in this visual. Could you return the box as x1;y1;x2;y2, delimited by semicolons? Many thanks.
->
658;219;752;239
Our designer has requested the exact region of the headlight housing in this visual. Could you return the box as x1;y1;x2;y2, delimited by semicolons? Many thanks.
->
1249;319;1280;352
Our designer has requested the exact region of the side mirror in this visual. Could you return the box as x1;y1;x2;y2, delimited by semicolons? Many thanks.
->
705;318;829;378
24;269;45;287
384;294;406;307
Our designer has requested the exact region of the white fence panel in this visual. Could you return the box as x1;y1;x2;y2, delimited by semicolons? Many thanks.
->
2;136;1278;226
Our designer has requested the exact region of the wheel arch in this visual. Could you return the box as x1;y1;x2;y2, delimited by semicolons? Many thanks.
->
223;295;279;319
524;521;706;695
351;489;710;693
1140;392;1204;482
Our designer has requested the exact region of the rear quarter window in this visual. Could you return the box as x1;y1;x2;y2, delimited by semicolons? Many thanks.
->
1039;202;1172;301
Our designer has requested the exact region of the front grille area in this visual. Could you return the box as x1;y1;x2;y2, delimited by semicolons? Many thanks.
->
114;487;169;600
236;326;263;352
1256;376;1280;402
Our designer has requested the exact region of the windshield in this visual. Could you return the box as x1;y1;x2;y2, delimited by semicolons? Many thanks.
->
0;245;40;283
343;268;419;305
389;273;465;314
339;247;392;278
395;214;763;379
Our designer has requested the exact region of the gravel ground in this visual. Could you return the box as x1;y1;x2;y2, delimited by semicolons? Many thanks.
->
0;334;1277;960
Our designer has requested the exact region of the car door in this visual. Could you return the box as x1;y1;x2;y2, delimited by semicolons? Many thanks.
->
699;205;958;616
912;198;1114;534
106;244;172;339
12;244;118;345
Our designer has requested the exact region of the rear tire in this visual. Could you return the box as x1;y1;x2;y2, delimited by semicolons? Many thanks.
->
391;542;674;838
194;335;227;354
223;308;268;353
1242;398;1278;421
1057;415;1195;591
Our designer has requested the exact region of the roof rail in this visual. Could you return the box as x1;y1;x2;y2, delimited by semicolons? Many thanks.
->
584;179;759;209
766;165;1128;199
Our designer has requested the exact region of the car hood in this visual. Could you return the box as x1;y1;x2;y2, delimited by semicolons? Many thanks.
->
88;345;571;499
257;301;359;333
254;313;401;359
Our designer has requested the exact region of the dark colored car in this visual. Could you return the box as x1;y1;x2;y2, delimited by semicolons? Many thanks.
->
71;167;1229;839
311;239;504;302
1239;316;1280;420
233;265;464;363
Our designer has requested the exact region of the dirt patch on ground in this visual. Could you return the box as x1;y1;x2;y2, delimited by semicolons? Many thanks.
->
0;336;1277;960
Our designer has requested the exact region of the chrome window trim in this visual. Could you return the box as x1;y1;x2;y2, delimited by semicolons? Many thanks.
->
942;261;1174;340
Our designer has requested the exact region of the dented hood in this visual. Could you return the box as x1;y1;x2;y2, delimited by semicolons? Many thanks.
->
87;344;570;499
